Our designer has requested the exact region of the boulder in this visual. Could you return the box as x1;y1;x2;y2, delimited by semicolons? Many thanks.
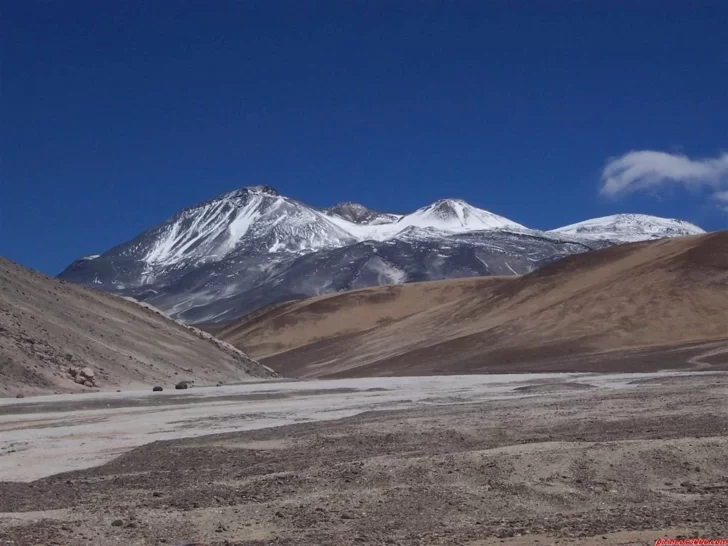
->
68;367;78;377
175;381;189;390
83;381;94;388
74;376;86;385
79;367;95;379
16;393;25;399
153;386;163;392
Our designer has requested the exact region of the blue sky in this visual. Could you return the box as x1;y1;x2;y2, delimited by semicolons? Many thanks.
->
3;1;728;275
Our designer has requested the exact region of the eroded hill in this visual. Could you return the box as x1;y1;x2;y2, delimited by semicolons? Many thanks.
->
0;257;275;396
217;232;728;377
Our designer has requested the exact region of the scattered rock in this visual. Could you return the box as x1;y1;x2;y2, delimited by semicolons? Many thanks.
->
153;386;163;392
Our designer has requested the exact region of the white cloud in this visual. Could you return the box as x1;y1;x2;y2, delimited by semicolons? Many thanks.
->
600;151;728;201
712;190;728;203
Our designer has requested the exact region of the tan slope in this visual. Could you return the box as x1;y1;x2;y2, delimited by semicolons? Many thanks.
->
0;257;276;396
218;232;728;377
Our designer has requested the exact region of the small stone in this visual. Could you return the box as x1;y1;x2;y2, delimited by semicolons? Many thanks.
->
16;393;24;398
152;491;162;497
153;386;163;392
125;521;138;529
175;381;189;390
111;519;124;527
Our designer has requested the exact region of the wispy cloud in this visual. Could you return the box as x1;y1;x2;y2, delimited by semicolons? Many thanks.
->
712;190;728;203
600;151;728;203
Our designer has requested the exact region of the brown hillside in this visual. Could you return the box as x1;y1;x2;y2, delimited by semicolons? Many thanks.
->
0;257;276;396
218;232;728;377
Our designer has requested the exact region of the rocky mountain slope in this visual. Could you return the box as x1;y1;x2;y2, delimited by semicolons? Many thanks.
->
0;257;275;396
217;232;728;377
58;186;704;323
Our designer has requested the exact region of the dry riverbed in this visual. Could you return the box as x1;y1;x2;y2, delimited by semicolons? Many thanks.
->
1;372;727;545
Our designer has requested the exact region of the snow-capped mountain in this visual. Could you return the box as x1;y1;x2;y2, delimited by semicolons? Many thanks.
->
140;185;357;267
58;186;704;323
390;198;526;232
549;213;705;243
320;198;526;243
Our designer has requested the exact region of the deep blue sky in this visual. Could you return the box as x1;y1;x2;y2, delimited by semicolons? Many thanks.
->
3;1;728;275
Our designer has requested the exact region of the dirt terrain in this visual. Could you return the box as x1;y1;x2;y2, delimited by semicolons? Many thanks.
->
217;232;728;378
0;257;275;397
1;372;726;545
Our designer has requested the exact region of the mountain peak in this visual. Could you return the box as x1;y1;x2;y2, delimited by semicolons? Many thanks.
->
221;185;279;200
550;213;705;243
403;199;525;232
432;198;468;205
327;201;369;213
324;202;401;225
426;198;471;216
247;185;279;196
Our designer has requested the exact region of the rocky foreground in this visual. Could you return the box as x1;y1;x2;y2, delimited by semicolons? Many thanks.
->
0;373;726;545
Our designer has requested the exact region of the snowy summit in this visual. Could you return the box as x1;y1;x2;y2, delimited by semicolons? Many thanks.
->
549;213;705;243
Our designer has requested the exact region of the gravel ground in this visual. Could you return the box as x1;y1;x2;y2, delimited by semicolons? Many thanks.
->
1;372;727;545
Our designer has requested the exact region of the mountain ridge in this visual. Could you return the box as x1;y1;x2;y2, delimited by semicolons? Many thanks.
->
57;185;706;324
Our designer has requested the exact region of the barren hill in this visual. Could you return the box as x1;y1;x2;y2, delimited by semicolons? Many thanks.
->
218;232;728;377
0;257;276;396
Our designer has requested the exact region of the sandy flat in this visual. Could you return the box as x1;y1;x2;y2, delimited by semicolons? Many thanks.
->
1;371;726;545
0;372;686;482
